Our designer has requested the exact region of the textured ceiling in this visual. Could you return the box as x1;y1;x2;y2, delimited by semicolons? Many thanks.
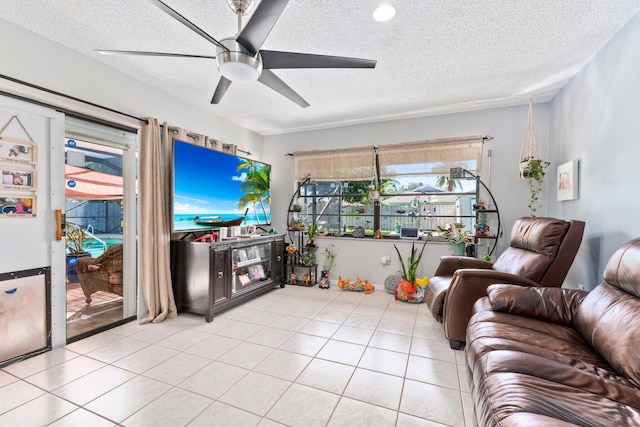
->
1;1;640;135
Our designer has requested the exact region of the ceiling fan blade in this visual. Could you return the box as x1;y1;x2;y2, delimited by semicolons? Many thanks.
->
258;70;309;108
148;0;228;51
261;50;377;69
95;49;215;59
211;77;232;104
236;0;289;55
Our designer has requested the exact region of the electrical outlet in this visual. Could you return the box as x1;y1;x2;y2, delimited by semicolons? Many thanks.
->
577;284;584;291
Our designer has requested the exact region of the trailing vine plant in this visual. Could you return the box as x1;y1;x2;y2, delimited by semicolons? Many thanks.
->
522;158;550;216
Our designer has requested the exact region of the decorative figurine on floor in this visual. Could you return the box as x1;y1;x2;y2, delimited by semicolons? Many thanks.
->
302;273;311;286
337;276;375;294
318;270;330;289
289;272;297;285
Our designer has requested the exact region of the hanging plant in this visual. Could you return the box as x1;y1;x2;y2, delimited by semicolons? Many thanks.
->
523;158;550;216
519;97;550;217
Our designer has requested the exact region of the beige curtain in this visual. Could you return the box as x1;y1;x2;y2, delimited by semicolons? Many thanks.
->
208;137;237;155
139;118;177;323
138;121;237;323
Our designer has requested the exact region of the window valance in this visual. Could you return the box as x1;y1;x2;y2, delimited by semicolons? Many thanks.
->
293;146;375;181
377;135;483;177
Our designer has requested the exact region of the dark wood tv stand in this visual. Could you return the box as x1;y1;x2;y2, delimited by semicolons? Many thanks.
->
170;234;285;322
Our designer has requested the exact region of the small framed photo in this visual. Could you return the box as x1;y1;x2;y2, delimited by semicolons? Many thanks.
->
557;160;579;201
0;195;36;217
1;166;36;191
0;138;37;165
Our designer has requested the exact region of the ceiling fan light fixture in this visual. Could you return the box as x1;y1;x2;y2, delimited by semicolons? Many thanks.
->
373;3;396;22
217;51;263;82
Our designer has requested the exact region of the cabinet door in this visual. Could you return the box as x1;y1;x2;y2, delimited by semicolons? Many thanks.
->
273;238;284;283
231;242;272;294
212;246;229;303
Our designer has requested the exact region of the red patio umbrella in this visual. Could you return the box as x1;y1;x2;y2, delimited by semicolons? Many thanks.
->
65;165;123;200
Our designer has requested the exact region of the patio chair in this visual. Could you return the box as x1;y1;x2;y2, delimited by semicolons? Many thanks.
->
425;217;585;349
75;244;124;304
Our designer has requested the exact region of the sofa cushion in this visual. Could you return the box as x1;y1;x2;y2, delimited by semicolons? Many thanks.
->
467;310;612;374
575;238;640;388
467;310;640;426
575;283;640;388
486;284;587;326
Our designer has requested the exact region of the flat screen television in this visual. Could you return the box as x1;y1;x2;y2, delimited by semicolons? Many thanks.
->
172;139;271;233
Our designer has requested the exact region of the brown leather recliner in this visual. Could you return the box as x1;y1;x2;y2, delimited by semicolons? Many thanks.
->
465;237;640;426
424;217;585;349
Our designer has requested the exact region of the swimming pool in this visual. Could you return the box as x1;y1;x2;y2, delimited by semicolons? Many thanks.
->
83;236;123;258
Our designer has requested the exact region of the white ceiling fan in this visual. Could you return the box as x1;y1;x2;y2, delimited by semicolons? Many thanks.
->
96;0;377;107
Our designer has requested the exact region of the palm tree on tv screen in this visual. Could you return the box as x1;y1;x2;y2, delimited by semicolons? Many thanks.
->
238;160;271;224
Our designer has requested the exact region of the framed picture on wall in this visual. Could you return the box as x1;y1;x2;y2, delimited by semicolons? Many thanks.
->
0;138;37;165
1;166;36;191
557;160;579;201
0;195;36;217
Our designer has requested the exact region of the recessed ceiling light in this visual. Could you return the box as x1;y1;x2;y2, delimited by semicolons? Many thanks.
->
373;4;396;22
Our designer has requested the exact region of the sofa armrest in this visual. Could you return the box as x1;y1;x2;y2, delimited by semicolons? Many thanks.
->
433;256;493;276
443;269;544;343
487;284;589;326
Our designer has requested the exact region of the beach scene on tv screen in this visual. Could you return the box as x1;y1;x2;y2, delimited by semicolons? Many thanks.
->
173;141;271;231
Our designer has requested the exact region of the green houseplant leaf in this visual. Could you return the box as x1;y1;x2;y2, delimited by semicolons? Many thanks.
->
393;240;428;284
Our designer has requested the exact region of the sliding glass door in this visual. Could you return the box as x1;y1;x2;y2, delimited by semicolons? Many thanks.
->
64;118;137;341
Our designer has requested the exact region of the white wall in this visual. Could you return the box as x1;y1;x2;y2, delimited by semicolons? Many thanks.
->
264;105;551;282
547;11;640;290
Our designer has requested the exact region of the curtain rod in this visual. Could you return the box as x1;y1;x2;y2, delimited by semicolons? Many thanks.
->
0;73;147;124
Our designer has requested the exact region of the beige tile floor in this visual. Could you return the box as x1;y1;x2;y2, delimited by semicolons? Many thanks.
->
0;284;474;426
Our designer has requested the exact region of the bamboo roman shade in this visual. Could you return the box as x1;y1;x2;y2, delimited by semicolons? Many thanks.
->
293;146;375;181
377;135;483;177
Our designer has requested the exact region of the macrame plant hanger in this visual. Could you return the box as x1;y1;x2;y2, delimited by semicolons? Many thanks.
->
519;97;538;179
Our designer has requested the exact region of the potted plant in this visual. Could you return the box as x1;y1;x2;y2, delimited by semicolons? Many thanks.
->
474;212;489;236
321;244;336;276
520;157;550;217
439;223;470;255
300;249;316;266
393;240;428;287
393;240;429;302
306;220;318;246
65;223;89;282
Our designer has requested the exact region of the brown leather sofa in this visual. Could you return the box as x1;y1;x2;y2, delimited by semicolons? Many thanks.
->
465;237;640;427
425;217;585;349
